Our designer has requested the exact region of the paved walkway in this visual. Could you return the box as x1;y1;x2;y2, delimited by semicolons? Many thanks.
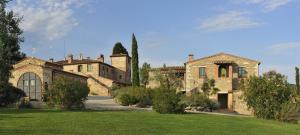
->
84;96;152;111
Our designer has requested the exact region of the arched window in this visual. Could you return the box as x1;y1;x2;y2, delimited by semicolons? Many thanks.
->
17;72;42;100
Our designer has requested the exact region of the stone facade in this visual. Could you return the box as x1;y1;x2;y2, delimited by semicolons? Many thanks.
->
55;53;131;96
148;52;260;115
9;57;88;101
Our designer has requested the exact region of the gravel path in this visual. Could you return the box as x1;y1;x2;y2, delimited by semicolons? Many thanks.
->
84;96;152;111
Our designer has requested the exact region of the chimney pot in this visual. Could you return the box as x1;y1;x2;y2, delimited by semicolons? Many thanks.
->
188;54;194;62
49;58;54;63
97;54;104;62
67;54;73;63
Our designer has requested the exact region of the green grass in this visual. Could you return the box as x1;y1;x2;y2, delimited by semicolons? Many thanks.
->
0;109;299;135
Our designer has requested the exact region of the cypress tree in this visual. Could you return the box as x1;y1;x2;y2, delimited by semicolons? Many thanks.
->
296;67;300;94
131;33;140;86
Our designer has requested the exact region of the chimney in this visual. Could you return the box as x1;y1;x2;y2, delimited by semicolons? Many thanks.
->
49;58;54;63
79;53;83;60
67;54;73;63
188;54;194;62
97;54;104;62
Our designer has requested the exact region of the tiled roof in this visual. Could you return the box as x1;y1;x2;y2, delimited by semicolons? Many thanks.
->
150;66;186;72
185;52;261;64
55;59;100;65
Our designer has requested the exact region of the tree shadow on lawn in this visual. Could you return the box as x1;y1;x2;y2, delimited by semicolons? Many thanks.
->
0;108;145;115
0;128;62;134
0;114;32;121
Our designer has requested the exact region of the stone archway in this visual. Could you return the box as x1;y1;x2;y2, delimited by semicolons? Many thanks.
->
17;72;42;101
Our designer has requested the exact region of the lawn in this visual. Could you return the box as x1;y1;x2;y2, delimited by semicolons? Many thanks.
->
0;109;299;135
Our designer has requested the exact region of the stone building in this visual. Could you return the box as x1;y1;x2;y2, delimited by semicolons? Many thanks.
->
148;52;260;115
55;53;131;96
9;57;88;101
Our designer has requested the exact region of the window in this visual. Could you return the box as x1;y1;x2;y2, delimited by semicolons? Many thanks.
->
30;80;35;86
87;64;93;72
238;67;247;78
119;75;122;80
218;65;229;78
78;65;83;72
199;67;206;78
24;80;29;86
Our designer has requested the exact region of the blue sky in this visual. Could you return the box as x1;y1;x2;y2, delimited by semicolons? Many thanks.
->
7;0;300;83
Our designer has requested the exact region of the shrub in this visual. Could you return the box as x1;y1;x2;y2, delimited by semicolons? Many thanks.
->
44;77;89;109
0;84;25;107
153;88;185;114
182;92;219;112
277;101;300;123
118;93;137;106
115;86;153;107
241;71;300;122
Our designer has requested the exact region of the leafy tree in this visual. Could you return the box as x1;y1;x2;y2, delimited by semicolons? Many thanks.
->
153;70;183;91
296;67;299;94
132;33;140;86
112;42;128;55
153;88;185;114
44;77;90;109
140;62;151;87
241;71;300;122
201;79;219;96
0;0;26;105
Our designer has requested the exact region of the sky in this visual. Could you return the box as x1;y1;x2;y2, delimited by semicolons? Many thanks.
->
6;0;300;83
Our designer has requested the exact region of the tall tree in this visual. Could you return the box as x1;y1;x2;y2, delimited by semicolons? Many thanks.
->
296;67;300;94
0;0;25;85
112;42;128;55
131;33;140;86
0;0;26;106
140;62;151;87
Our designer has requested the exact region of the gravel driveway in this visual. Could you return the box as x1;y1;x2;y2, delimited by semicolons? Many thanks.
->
84;96;152;111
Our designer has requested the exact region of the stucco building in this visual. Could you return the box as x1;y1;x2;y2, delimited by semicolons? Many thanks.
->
54;53;131;96
148;52;260;115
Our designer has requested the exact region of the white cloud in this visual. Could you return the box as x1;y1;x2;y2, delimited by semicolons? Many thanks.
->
269;42;300;54
10;0;89;42
199;11;261;31
236;0;292;11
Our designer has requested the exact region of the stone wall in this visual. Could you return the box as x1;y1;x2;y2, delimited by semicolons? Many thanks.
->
110;55;131;84
233;91;253;115
185;53;259;93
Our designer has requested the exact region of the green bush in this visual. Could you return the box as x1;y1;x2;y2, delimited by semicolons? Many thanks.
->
153;88;185;114
277;101;300;123
115;86;153;107
241;71;300;122
44;77;89;109
0;84;25;107
118;93;137;106
182;92;219;112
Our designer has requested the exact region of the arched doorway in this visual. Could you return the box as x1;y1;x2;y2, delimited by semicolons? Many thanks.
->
17;72;42;100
